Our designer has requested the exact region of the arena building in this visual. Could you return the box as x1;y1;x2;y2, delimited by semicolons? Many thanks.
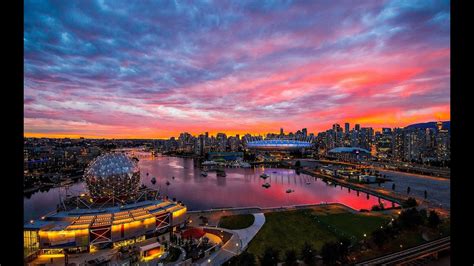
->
24;153;187;263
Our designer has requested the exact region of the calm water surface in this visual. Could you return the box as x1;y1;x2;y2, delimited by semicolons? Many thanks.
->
24;155;388;221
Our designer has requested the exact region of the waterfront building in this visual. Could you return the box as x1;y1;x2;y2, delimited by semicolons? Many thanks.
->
24;153;187;263
327;147;371;161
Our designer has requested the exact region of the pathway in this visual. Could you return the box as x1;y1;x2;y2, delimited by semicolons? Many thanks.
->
195;213;266;265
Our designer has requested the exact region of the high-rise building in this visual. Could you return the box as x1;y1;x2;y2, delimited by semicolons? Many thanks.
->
382;128;392;135
344;123;350;134
392;128;404;161
436;128;450;161
302;128;307;136
355;124;360;131
216;133;227;152
280;128;284;135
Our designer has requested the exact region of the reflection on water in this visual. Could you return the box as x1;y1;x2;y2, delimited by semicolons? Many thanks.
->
24;155;387;221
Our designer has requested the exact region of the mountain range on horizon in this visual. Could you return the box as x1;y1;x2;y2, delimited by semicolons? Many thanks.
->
404;121;450;131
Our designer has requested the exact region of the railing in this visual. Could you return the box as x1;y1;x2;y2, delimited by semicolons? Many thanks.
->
355;236;450;265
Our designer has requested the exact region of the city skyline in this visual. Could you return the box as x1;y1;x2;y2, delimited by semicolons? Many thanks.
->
23;119;450;140
25;1;450;139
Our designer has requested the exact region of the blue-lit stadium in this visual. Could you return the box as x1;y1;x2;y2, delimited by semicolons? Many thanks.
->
247;139;312;151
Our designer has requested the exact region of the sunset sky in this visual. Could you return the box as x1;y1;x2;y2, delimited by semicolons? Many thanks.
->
24;0;450;139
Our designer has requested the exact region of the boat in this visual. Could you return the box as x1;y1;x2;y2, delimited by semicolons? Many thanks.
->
146;172;149;176
151;177;156;184
260;173;270;179
166;181;170;186
240;162;251;168
201;171;208;177
217;170;226;177
286;189;294;193
172;176;175;179
262;183;271;188
306;181;311;185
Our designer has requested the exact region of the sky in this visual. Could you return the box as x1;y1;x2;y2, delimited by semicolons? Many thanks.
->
24;0;450;139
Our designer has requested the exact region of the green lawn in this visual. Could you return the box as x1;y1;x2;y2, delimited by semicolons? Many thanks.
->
247;210;338;260
219;214;255;230
317;212;391;240
246;208;392;261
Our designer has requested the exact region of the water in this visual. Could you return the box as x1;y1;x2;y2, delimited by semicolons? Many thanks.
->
24;155;389;221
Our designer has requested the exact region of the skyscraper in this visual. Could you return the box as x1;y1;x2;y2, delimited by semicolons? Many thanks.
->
344;123;350;134
355;124;360;131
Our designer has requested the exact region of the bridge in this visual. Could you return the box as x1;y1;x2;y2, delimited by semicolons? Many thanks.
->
356;236;450;265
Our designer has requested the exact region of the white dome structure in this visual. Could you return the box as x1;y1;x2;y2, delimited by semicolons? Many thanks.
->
84;152;140;200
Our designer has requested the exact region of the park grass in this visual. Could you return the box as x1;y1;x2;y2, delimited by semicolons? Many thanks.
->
317;212;391;240
247;210;338;260
246;206;392;261
219;214;255;230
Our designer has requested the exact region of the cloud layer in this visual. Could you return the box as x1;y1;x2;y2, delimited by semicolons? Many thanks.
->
24;0;450;138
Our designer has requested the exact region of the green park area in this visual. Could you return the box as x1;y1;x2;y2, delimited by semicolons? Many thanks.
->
219;214;255;230
245;205;391;260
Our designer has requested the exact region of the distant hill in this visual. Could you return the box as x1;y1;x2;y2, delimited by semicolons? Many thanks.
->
404;121;450;131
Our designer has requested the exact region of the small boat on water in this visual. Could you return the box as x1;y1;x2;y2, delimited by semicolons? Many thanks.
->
306;181;311;185
217;171;226;177
286;189;294;193
260;173;270;179
262;183;271;188
201;171;208;177
146;172;149;176
166;181;171;186
151;177;156;184
240;162;251;168
172;176;175;179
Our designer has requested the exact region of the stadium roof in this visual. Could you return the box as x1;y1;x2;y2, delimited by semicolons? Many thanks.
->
247;139;312;150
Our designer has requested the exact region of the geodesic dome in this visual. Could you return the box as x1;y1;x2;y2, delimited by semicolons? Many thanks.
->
84;152;140;200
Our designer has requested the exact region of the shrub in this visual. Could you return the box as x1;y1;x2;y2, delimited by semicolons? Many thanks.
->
301;242;316;266
428;210;441;228
401;197;418;208
260;247;280;266
284;249;298;266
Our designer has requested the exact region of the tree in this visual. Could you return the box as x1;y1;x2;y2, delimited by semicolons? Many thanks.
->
231;251;256;266
428;210;441;228
295;160;301;168
371;228;388;248
260;247;279;266
284;249;298;266
401;197;418;208
337;237;351;261
398;208;424;229
301;242;316;265
321;242;338;265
